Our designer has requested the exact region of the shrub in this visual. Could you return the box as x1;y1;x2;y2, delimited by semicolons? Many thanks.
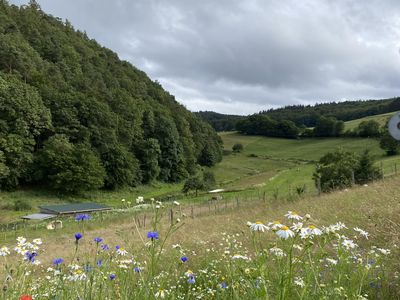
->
358;120;381;137
232;143;244;153
314;148;382;192
13;199;31;211
202;170;216;190
182;176;204;196
379;132;399;155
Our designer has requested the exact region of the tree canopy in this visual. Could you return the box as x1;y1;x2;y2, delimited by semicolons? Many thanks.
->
0;1;222;192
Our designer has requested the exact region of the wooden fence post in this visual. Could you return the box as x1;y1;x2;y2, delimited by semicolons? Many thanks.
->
317;178;322;196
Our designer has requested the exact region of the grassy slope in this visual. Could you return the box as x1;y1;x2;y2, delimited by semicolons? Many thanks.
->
2;176;399;279
344;111;398;130
211;132;398;194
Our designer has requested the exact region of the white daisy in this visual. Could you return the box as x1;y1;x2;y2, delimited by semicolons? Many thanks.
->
326;258;338;265
285;211;303;221
116;247;128;256
249;221;270;232
377;248;390;255
299;228;311;239
232;254;250;260
291;222;303;232
16;237;27;245
155;289;167;298
308;225;323;236
32;238;42;245
276;225;295;239
342;239;357;250
353;227;369;239
268;221;283;230
269;247;286;257
293;277;305;287
0;246;10;256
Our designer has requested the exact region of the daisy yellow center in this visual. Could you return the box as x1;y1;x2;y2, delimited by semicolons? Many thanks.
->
76;269;82;274
292;211;298;215
120;248;125;251
273;221;281;224
255;221;263;224
309;225;316;229
281;226;289;231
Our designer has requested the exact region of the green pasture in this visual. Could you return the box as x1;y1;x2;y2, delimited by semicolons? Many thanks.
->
211;132;388;192
344;111;397;131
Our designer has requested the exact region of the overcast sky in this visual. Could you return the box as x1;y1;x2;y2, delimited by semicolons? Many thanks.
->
9;0;400;115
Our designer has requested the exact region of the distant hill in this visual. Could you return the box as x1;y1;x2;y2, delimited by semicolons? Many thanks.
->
196;98;400;137
194;111;244;131
0;1;222;192
260;98;400;127
343;111;397;131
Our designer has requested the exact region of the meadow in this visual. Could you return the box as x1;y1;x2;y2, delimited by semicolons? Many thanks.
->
344;111;397;131
1;176;399;299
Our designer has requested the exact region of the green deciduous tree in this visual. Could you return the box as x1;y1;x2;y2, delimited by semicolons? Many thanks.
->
182;175;204;196
358;120;381;137
379;132;399;155
100;144;140;189
36;134;105;193
314;148;382;192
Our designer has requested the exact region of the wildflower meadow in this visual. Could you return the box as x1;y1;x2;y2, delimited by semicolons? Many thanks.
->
0;200;397;299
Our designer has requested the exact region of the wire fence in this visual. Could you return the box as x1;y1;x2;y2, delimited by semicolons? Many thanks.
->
1;160;399;238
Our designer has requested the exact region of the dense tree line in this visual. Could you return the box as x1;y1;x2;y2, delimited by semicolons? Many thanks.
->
261;99;400;127
195;111;244;132
0;1;222;193
198;99;400;133
236;114;299;138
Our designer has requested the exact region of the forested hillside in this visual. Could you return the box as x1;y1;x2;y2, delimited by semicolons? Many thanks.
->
260;98;400;127
0;1;222;193
198;99;400;133
194;111;244;132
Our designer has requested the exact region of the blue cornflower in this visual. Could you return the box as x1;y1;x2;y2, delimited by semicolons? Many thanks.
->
75;233;83;241
101;244;109;251
369;282;382;289
220;282;228;289
94;237;103;244
181;256;188;263
53;258;63;266
75;214;91;221
84;264;92;272
115;245;121;250
96;259;103;266
25;251;37;263
109;274;116;280
188;275;195;284
134;267;141;273
147;231;159;240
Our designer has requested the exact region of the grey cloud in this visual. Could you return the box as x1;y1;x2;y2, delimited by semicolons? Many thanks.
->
9;0;400;114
